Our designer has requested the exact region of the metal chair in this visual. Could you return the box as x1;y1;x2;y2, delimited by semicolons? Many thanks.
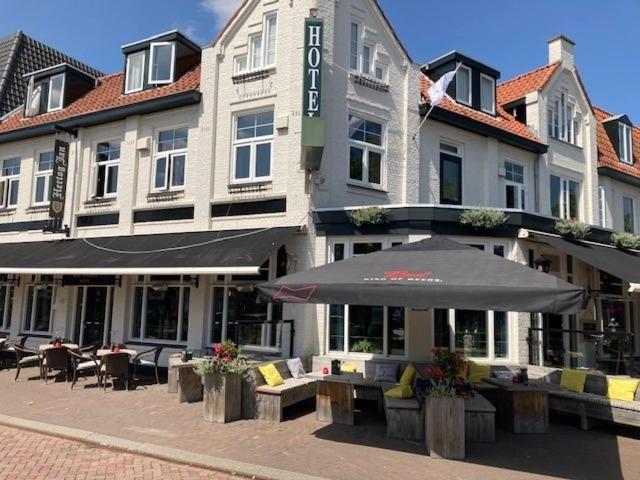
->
0;336;28;370
12;344;42;381
42;347;71;383
68;349;101;389
133;346;163;385
101;352;131;391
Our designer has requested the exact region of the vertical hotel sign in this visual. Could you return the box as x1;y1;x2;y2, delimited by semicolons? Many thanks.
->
301;17;325;171
49;139;69;228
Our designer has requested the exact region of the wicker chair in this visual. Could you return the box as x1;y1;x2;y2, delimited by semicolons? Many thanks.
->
0;336;28;370
12;344;42;381
68;350;101;389
42;347;71;383
101;352;130;391
133;346;163;385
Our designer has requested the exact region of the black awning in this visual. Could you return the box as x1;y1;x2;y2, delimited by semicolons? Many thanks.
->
0;227;298;275
257;235;586;314
524;230;640;285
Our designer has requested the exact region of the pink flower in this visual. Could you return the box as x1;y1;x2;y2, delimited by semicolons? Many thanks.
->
213;343;222;354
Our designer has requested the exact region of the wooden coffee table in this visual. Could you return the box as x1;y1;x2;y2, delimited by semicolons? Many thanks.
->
306;372;366;425
482;377;549;434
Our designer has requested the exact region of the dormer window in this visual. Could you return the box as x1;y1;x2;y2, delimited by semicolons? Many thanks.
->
47;74;64;112
125;51;145;93
620;123;633;165
480;73;495;114
456;65;472;106
149;42;175;84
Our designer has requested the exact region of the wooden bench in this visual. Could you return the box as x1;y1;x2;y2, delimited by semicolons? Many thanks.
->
253;360;317;422
465;393;496;442
383;394;425;441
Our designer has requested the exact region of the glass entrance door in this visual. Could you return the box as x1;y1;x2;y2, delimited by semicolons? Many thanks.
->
74;287;112;346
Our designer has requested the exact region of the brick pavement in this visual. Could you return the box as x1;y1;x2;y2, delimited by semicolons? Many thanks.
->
0;367;640;480
0;425;238;480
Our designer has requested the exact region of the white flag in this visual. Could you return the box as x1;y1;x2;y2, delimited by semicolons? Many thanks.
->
25;76;41;117
427;64;460;107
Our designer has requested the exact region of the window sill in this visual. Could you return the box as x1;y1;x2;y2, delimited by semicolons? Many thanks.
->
26;205;50;214
126;340;187;348
146;190;185;202
0;208;17;216
232;67;275;85
549;137;583;150
228;181;272;194
346;182;388;195
350;73;389;93
20;332;51;338
84;197;117;207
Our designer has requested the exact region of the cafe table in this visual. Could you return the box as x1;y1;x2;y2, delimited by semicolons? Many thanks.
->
305;372;369;425
96;348;138;359
39;343;78;351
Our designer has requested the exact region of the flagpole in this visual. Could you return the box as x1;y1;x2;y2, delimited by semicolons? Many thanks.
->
411;62;462;140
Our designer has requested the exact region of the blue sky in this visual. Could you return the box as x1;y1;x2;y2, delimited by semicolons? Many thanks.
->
1;0;638;118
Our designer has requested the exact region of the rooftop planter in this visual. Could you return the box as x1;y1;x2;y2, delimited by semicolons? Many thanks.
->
348;206;390;228
459;209;508;230
554;219;591;240
611;231;640;250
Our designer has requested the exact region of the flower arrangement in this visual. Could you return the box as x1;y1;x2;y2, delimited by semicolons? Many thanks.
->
415;348;474;399
459;209;508;230
348;206;390;227
194;340;249;377
554;219;591;239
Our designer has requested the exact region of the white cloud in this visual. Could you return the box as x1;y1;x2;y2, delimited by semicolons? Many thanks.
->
200;0;243;25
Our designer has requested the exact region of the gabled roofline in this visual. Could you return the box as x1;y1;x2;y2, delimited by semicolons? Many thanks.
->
121;29;178;48
22;62;96;80
424;50;501;78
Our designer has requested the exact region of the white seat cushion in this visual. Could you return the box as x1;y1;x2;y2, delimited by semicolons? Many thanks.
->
18;355;40;365
138;359;156;366
76;361;99;371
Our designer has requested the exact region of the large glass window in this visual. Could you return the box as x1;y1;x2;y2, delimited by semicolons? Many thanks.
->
131;276;189;343
480;73;495;114
328;240;406;356
264;13;278;67
440;142;462;205
504;161;525;209
125;51;145;93
93;141;120;198
620;123;633;165
348;115;384;188
153;128;187;191
24;284;53;333
149;42;174;84
33;151;53;205
0;284;14;331
47;73;64;112
456;65;471;106
623;196;635;233
548;91;581;146
1;158;20;208
350;23;359;70
233;111;273;183
550;174;580;220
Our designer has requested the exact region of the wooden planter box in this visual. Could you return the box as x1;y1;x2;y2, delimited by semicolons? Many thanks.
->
202;373;242;424
426;397;465;459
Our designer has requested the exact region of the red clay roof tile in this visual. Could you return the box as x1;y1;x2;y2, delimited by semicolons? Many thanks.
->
595;106;640;179
497;62;560;106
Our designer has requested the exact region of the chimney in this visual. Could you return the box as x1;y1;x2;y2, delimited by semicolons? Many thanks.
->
548;35;575;67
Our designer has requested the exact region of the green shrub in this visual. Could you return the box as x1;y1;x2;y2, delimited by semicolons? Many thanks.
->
350;339;376;353
459;209;508;230
554;219;591;239
348;206;389;227
611;231;640;250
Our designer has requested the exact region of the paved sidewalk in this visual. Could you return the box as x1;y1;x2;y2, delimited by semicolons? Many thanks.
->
0;424;236;480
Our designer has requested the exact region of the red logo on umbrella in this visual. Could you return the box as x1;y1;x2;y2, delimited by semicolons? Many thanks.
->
273;285;318;303
384;270;431;280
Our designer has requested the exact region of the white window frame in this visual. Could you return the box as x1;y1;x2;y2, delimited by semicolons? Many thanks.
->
374;64;388;82
598;185;607;228
361;43;373;76
32;150;53;206
549;91;581;146
46;73;65;112
623;195;636;234
231;110;274;184
504;160;526;210
249;33;263;71
148;42;175;85
91;139;121;199
550;174;581;220
1;158;20;208
152;128;188;192
456;65;472;106
263;12;278;68
349;22;359;71
348;114;386;189
22;279;55;334
234;55;248;74
0;283;14;332
439;139;464;205
129;276;190;344
326;237;408;358
480;73;495;114
125;51;145;93
620;123;633;165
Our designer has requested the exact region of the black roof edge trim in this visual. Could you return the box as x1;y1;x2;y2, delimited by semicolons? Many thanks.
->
598;166;640;188
0;90;201;144
419;102;548;154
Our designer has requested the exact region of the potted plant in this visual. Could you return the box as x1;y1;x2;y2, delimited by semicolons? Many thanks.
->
459;208;508;230
416;348;473;460
194;340;248;424
348;206;390;227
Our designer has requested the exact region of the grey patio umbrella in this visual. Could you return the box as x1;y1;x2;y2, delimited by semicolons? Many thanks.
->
257;235;586;314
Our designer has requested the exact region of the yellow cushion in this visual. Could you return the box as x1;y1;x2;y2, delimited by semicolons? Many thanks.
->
340;364;357;373
560;369;587;393
607;378;639;402
258;363;284;387
400;363;416;386
384;385;413;399
467;362;491;383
